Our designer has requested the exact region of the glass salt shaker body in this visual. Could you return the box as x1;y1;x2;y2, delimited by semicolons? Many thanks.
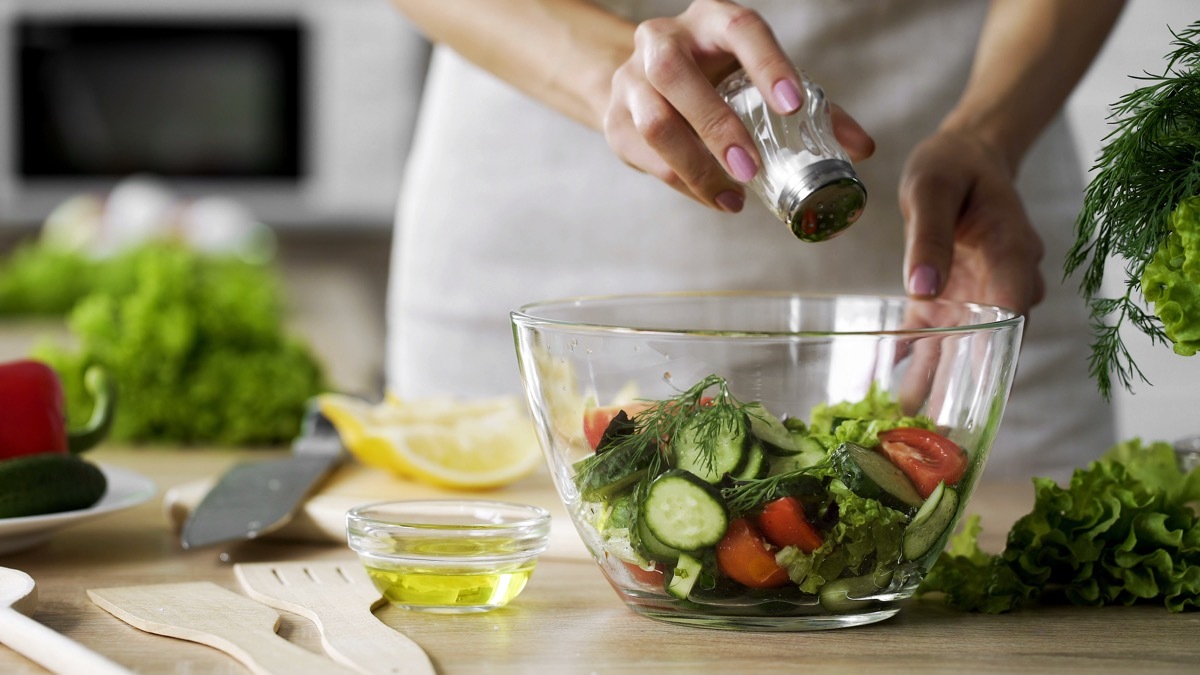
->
718;69;867;242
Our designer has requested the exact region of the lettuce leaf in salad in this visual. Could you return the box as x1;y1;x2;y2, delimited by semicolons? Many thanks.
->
776;480;907;593
826;414;936;451
806;383;935;452
918;438;1200;613
808;382;899;435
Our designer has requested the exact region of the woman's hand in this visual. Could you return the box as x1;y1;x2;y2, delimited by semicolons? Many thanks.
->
899;129;1046;316
602;0;873;213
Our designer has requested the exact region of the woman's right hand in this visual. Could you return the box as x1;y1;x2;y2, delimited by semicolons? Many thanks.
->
602;0;874;213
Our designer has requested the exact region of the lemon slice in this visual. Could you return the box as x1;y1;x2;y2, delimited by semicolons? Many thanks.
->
318;393;543;490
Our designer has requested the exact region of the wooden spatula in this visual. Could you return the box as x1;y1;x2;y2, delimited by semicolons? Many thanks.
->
88;581;354;675
235;561;435;675
0;566;130;675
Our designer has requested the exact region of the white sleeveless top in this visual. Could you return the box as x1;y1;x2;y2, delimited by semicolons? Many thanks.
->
386;0;1113;480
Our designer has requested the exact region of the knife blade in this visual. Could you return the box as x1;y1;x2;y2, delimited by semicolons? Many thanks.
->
181;401;344;549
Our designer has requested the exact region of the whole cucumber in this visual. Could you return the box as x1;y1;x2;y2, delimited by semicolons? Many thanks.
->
0;454;107;518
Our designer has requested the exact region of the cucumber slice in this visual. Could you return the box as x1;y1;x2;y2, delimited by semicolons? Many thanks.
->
671;413;749;483
732;440;769;480
841;442;924;509
903;482;959;560
667;552;703;600
767;452;809;477
819;570;894;614
636;507;682;563
746;403;807;455
642;470;729;551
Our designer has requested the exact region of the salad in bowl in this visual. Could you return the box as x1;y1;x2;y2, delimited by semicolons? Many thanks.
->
512;292;1023;630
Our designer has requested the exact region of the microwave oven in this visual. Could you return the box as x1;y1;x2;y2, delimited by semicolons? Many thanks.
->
0;0;429;228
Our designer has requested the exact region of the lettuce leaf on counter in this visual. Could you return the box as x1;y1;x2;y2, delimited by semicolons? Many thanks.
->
24;244;327;445
918;438;1200;613
917;515;1037;614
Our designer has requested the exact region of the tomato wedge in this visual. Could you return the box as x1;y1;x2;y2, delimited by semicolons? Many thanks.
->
715;518;790;589
876;427;967;499
583;404;650;450
758;497;823;553
618;560;664;589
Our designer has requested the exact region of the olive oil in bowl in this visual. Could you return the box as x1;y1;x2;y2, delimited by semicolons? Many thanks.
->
347;500;551;614
363;559;537;612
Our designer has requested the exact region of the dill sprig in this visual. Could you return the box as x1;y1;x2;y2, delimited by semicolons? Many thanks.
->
723;467;825;516
632;373;748;475
573;374;749;492
1066;21;1200;399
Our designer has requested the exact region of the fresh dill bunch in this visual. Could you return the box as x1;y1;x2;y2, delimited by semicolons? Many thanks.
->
573;374;749;492
1066;21;1200;399
630;373;748;473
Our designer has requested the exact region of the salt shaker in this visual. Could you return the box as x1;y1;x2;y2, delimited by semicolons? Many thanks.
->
718;68;867;242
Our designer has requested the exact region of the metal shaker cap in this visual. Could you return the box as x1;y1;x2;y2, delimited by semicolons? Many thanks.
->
778;159;867;242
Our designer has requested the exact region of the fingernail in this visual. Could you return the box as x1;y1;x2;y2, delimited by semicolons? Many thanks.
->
715;190;744;213
725;145;757;182
909;265;940;297
773;79;803;113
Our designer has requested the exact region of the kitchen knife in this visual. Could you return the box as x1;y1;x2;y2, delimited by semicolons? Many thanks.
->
181;401;344;549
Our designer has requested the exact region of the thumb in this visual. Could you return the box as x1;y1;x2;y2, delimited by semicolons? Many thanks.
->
830;104;875;162
899;171;962;299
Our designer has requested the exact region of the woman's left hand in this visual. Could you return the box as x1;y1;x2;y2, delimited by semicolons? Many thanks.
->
898;129;1045;316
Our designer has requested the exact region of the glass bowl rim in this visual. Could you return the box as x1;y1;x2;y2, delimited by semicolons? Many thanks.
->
510;290;1023;338
346;499;551;533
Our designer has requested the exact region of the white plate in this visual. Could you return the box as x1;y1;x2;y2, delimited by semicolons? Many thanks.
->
0;464;157;556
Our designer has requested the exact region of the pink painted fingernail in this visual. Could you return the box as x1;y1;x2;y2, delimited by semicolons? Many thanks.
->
725;145;757;182
715;190;744;213
908;265;940;297
773;79;803;113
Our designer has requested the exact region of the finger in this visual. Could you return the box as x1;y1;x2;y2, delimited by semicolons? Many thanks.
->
899;169;965;299
982;237;1046;314
683;1;804;116
610;77;746;211
634;19;762;189
831;104;875;162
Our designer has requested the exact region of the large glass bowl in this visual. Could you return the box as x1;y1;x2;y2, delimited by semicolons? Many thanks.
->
511;292;1023;631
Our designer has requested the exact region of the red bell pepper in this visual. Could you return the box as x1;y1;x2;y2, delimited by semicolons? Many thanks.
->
0;360;115;460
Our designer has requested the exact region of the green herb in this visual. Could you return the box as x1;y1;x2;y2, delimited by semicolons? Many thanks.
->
20;243;327;445
723;468;825;516
918;438;1200;613
1066;21;1200;399
0;243;139;315
576;374;747;487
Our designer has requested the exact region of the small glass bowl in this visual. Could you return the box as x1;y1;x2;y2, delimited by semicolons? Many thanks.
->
346;500;551;613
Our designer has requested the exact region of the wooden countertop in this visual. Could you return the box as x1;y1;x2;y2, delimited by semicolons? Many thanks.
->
2;447;1198;674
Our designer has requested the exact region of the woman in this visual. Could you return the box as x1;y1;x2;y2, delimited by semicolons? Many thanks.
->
385;0;1125;480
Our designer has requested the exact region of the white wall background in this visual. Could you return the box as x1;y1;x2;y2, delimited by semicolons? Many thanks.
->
1064;0;1199;443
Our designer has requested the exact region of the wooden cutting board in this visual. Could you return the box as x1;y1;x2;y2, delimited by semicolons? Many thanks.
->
163;462;591;560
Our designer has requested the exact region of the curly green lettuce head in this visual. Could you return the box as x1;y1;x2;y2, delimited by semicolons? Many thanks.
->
1142;196;1200;356
33;243;326;445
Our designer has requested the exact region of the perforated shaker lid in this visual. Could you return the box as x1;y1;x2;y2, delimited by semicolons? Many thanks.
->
778;159;867;242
